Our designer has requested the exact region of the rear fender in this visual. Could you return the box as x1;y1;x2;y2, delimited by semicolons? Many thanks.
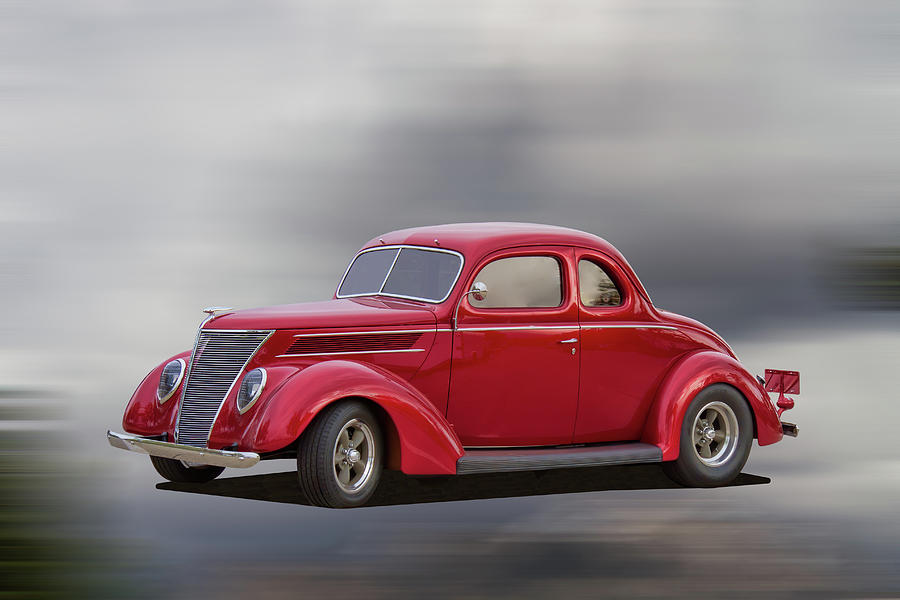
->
242;360;463;475
641;350;783;460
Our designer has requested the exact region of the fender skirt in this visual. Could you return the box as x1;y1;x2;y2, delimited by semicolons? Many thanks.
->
238;360;463;475
641;350;783;461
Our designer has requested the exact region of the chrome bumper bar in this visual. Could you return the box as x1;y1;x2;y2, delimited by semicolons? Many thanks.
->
781;421;799;437
106;430;260;468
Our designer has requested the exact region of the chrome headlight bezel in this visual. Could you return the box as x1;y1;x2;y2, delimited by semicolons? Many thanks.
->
157;358;186;404
236;368;267;414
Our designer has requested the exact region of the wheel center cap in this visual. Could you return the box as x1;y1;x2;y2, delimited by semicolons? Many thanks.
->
346;448;361;464
702;426;716;441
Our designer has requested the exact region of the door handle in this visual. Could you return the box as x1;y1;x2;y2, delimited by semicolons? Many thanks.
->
558;337;579;344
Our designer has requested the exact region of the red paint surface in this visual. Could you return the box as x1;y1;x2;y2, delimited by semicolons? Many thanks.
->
121;223;792;474
448;246;580;446
641;351;784;460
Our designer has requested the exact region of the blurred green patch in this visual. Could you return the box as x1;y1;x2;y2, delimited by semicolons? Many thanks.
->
824;246;900;309
0;393;158;599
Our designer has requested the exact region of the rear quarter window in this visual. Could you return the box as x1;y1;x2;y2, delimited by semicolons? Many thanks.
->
578;259;622;307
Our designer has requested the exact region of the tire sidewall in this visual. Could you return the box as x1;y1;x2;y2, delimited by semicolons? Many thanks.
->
150;455;224;483
304;401;384;508
675;384;753;486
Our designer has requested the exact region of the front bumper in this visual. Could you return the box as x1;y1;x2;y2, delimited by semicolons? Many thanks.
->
107;430;260;468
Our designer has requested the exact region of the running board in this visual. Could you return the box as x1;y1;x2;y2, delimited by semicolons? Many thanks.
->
456;443;663;475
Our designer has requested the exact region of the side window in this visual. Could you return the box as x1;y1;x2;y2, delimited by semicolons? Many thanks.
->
470;256;563;308
578;259;622;307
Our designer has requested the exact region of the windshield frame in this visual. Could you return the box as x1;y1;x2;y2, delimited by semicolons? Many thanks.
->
335;244;465;304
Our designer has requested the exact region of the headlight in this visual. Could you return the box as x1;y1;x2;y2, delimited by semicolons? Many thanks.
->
157;359;185;404
236;368;267;414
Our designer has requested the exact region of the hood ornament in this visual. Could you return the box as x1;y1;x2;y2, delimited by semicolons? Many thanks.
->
201;306;234;326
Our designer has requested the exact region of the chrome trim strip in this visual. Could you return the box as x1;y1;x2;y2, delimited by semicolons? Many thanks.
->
206;330;274;445
378;248;402;293
291;328;452;337
107;430;259;468
457;325;576;332
287;325;674;337
579;324;678;330
174;329;274;446
236;368;267;415
336;244;465;304
174;325;206;442
277;348;426;358
156;358;186;405
281;324;677;341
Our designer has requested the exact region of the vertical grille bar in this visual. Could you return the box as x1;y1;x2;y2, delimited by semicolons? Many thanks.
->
175;330;272;448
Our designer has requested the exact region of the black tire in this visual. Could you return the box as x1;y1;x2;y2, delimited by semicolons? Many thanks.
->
150;456;225;483
663;384;753;487
297;400;383;508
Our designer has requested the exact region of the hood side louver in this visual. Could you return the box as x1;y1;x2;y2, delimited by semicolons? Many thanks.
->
284;332;424;356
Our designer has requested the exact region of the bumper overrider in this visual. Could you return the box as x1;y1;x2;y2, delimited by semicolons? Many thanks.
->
107;430;260;468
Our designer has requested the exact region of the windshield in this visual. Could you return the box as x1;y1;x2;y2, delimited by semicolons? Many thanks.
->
337;246;464;303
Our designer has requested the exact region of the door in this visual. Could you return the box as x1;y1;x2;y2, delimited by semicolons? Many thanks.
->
573;250;693;443
447;247;580;447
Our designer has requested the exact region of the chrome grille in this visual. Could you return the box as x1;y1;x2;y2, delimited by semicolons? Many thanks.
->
175;330;272;447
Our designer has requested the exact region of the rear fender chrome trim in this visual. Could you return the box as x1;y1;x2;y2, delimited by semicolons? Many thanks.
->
579;324;678;330
456;325;576;332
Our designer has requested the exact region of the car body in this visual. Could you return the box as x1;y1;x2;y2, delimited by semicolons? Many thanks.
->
109;222;798;507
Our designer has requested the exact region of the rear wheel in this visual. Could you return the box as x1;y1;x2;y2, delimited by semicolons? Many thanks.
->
663;384;753;487
297;400;383;508
150;456;224;483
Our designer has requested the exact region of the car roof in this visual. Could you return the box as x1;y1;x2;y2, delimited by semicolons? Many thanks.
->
362;222;653;304
365;222;622;260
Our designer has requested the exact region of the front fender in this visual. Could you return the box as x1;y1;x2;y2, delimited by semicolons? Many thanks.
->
641;350;783;461
240;360;464;475
122;350;191;437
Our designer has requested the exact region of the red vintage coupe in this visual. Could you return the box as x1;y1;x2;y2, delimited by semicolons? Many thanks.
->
109;223;798;508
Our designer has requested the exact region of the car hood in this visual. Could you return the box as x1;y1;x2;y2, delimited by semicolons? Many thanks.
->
203;297;437;331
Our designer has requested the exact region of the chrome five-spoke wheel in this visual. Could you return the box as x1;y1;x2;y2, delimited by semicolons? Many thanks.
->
298;400;384;508
691;401;739;466
333;419;376;493
664;384;753;487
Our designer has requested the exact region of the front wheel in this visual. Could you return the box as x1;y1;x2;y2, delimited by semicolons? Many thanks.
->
297;400;383;508
150;456;224;483
663;384;753;487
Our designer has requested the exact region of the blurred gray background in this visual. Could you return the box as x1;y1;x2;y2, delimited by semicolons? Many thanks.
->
1;0;898;597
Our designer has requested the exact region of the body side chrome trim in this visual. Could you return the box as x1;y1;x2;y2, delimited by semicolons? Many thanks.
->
291;328;452;337
277;348;426;358
284;324;678;336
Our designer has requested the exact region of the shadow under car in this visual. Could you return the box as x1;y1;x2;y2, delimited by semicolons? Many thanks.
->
156;463;771;507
